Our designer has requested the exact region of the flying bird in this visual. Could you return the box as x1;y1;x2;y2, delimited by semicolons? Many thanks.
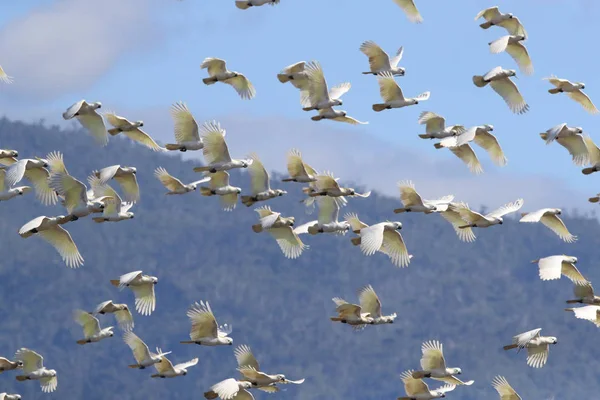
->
301;61;351;111
73;309;114;345
305;171;371;199
62;100;108;146
0;167;30;201
436;143;484;175
93;164;139;203
235;0;279;10
0;65;13;84
166;101;203;152
453;198;524;229
201;58;255;100
355;284;397;324
155;167;210;195
193;121;253;173
0;394;20;400
502;328;557;368
473;67;529;114
417;111;465;139
491;376;522;400
91;300;134;331
373;71;429;112
544;76;599;114
530;255;587;285
277;61;309;89
110;270;158;316
437;125;507;166
204;378;254;400
297;196;350;235
104;112;165;151
393;0;423;23
123;331;171;369
310;107;368;125
233;345;305;389
475;6;527;36
282;148;317;183
520;208;577;243
565;305;600;327
0;357;22;373
180;300;233;346
151;356;199;378
0;149;18;166
393;180;454;214
88;176;135;223
539;125;589;166
412;340;474;386
199;171;241;211
489;35;533;76
241;153;287;207
567;282;600;306
439;203;477;242
48;170;106;221
14;348;57;393
6;156;57;205
398;371;455;400
330;297;375;328
252;206;309;259
359;40;405;76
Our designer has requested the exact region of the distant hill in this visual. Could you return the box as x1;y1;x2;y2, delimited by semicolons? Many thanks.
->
0;117;599;399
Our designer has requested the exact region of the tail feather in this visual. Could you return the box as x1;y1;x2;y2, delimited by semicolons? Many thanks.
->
151;373;160;378
411;370;429;379
418;134;431;139
108;128;121;136
503;344;518;351
204;390;219;400
548;87;561;94
277;74;290;83
372;103;388;112
350;237;361;246
203;77;218;85
311;115;323;121
472;75;487;87
479;21;493;29
15;375;29;381
241;196;254;206
433;143;443;149
393;208;406;214
110;279;120;287
281;178;295;182
520;212;528;217
330;317;343;322
589;197;600;203
180;341;195;344
194;166;211;173
252;224;263;233
165;143;183;151
128;364;141;369
582;167;597;175
76;339;88;345
302;106;316;112
308;225;320;235
199;187;214;196
92;217;106;223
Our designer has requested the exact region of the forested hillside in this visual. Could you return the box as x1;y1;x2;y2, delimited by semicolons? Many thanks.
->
0;117;599;399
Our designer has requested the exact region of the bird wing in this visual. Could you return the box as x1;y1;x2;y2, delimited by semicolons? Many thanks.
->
247;153;270;193
4;159;27;189
226;74;256;100
489;78;529;114
333;115;369;125
211;378;242;399
280;61;305;75
174;357;199;371
170;101;200;143
449;144;483;174
232;388;255;400
104;112;131;129
506;42;534;76
535;256;567;281
119;270;143;287
393;0;423;23
418;111;445;133
286;148;309;178
336;303;362;318
304;61;330;104
23;167;57;206
519;208;549;223
420;340;446;370
474;6;501;21
489;35;511;54
88;175;122;207
568;89;600;115
483;66;504;81
317;196;339;224
583;136;600;166
123;127;164;152
154;167;185;192
498;17;527;37
14;348;44;373
73;309;101;337
555;135;590;165
115;308;134;332
255;205;275;221
574;281;594;298
78;112;109;146
561;261;588;285
268;227;308;259
512;328;541;347
210;170;230;188
328;82;351;100
130;283;156;316
398;180;425;207
473;130;507;166
40;375;58;393
357;285;382;318
49;173;87;213
491;376;522;400
234;345;260;370
187;301;219;340
390;46;404;68
201;121;232;164
377;71;404;102
400;371;429;395
450;127;477;147
154;356;175;374
123;331;151;363
359;223;386;256
201;57;227;76
526;343;549;368
359;40;391;71
219;192;239;212
486;198;524;218
62;100;84;119
540;214;577;243
111;172;139;203
570;306;600;326
344;212;369;232
38;225;84;268
440;208;476;242
382;230;411;267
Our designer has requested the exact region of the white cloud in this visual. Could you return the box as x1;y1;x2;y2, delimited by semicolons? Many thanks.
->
0;0;160;100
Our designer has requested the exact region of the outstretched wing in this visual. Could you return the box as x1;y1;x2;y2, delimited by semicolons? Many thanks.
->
486;198;524;219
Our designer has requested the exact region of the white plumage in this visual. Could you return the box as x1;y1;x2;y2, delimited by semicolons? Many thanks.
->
473;67;529;114
520;208;577;243
201;58;255;100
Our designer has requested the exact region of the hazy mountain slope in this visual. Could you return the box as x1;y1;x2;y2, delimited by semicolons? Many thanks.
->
0;117;599;399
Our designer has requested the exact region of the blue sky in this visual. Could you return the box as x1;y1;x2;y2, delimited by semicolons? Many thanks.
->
0;0;599;210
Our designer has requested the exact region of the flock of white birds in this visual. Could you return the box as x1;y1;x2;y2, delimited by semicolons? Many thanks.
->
0;1;598;399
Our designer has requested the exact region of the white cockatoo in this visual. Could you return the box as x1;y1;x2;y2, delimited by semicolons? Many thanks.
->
104;112;165;151
539;125;589;166
398;371;456;400
503;328;557;368
393;0;423;23
310;107;368;125
5;155;57;205
0;357;22;373
73;309;114;345
18;215;83;268
204;378;254;400
567;282;600;306
417;111;465;139
0;394;20;400
439;203;477;243
489;35;533;76
453;198;524;229
93;164;139;203
393;180;454;214
330;297;375;328
530;255;587;285
359;40;405;76
345;213;411;268
123;331;171;369
241;153;287;207
234;345;305;389
14;348;57;393
301;60;351;111
475;6;527;36
412;341;474;386
91;300;134;331
473;67;529;114
544;76;599;114
437;125;507;166
199;170;241;211
565;305;600;327
62;100;108;146
193;121;253;173
356;284;397;324
180;301;233;346
442;143;484;175
166;101;203;152
155;167;210;195
0;149;18;165
297;196;350;235
201;58;255;100
281;148;318;183
235;0;279;10
151;356;199;378
520;208;576;242
48;166;107;221
305;171;371;199
277;61;308;88
373;71;429;112
0;65;13;84
110;271;158;316
0;166;30;201
88;176;135;223
541;123;584;145
491;376;522;400
252;206;309;259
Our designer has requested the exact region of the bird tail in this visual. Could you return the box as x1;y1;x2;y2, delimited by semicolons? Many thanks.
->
520;212;528;217
362;71;374;75
397;397;412;400
281;178;295;182
180;341;195;344
411;370;430;379
458;224;473;229
548;87;561;94
110;279;120;287
241;196;255;207
277;73;290;83
193;166;211;173
350;237;361;246
92;217;106;223
204;390;219;400
565;300;580;305
108;128;121;136
151;373;160;378
472;75;487;87
76;339;88;345
372;103;388;112
418;133;432;139
479;21;493;29
503;344;518;351
302;106;316;111
311;115;324;121
582;167;597;175
308;225;320;235
308;191;326;198
393;208;407;214
330;317;343;322
128;364;142;369
252;224;263;233
15;375;29;381
199;187;214;196
202;77;218;85
433;143;443;149
589;197;600;203
165;143;183;151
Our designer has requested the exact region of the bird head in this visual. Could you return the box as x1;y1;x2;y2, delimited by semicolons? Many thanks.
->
126;212;135;219
16;360;23;368
225;337;233;345
127;166;137;174
576;127;584;134
508;13;514;18
452;368;462;375
8;150;18;157
333;99;343;107
182;370;188;376
484;124;494;131
151;277;159;284
576;82;586;89
570;256;578;264
398;67;406;76
135;121;144;128
340;111;347;117
94;201;105;210
517;35;526;41
393;222;403;230
277;374;286;382
92;102;102;109
508;69;517;77
347;188;356;195
277;190;287;196
236;188;242;194
553;208;562;215
48;369;57;377
550;337;558;344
